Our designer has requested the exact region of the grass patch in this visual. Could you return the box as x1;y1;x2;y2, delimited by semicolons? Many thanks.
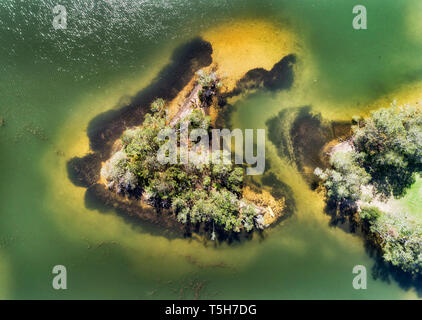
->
397;175;422;222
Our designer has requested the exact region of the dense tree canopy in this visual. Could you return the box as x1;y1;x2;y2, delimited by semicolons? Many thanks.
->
353;105;422;199
315;104;422;275
316;104;422;202
197;70;221;107
101;98;263;234
360;206;422;275
314;151;370;203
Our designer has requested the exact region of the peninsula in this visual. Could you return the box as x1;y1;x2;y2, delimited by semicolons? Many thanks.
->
315;104;422;275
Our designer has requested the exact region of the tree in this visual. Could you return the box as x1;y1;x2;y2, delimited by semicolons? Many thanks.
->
196;70;221;107
315;104;422;275
197;70;218;87
150;98;166;115
316;104;422;202
188;109;211;129
364;208;422;275
241;202;257;232
102;97;263;234
227;167;244;193
353;105;422;198
211;161;232;181
314;151;370;203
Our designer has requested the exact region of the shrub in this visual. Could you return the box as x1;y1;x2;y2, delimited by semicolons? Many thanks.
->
314;151;370;202
197;70;218;87
315;104;422;274
102;98;263;233
359;206;382;222
369;210;422;275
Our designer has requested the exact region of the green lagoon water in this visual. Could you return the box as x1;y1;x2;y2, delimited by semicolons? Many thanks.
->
0;0;421;299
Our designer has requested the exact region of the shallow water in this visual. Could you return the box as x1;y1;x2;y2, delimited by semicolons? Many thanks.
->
0;0;421;299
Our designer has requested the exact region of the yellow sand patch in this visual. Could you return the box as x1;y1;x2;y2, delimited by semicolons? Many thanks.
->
366;81;422;112
202;20;297;92
243;186;285;225
207;104;220;126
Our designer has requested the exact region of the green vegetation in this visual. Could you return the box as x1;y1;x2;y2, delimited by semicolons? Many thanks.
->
101;99;264;235
353;105;422;199
360;206;422;274
398;176;422;218
315;104;422;275
316;105;422;202
197;70;221;107
197;70;218;87
314;151;370;203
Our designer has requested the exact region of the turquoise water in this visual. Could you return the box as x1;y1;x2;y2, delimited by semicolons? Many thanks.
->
0;0;421;299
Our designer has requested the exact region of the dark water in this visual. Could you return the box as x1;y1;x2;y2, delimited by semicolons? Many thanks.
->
0;0;421;299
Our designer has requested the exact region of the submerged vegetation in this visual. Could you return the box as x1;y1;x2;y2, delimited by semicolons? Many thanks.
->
315;104;422;275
